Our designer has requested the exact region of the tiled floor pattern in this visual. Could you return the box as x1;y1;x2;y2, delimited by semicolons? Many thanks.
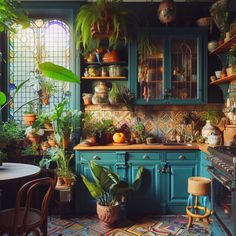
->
48;215;211;236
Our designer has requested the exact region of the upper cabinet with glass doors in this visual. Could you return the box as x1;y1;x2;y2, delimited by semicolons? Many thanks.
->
130;28;207;105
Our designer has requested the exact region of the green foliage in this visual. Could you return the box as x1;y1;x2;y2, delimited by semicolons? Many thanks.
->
201;109;221;125
21;143;39;156
24;101;37;114
92;119;114;137
75;0;137;51
0;121;24;151
50;99;81;148
81;160;143;206
39;62;80;83
0;0;30;33
40;147;76;179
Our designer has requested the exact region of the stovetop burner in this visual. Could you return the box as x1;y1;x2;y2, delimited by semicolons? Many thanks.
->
212;146;236;156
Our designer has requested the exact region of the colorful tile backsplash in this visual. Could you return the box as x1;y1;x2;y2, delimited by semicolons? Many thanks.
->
84;104;223;141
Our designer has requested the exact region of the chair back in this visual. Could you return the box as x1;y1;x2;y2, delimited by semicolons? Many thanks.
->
13;169;57;235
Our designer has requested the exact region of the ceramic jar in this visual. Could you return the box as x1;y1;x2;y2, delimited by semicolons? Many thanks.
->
208;134;221;145
202;120;215;143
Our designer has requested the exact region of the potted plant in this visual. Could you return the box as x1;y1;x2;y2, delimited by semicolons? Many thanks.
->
25;126;44;144
81;161;143;225
108;83;122;105
23;102;37;126
92;119;115;145
75;0;137;51
133;122;146;144
50;99;81;149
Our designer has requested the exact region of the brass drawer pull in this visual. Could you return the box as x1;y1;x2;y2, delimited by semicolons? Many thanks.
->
178;155;186;160
93;155;101;160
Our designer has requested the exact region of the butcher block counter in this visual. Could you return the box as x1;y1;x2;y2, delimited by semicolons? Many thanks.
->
74;143;210;154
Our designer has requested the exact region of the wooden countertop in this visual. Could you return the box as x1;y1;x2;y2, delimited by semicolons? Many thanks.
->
74;143;211;154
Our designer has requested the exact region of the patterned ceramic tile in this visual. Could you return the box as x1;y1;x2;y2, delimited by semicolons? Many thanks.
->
105;228;136;236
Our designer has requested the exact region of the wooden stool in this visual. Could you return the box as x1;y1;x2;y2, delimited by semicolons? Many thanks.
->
186;177;211;228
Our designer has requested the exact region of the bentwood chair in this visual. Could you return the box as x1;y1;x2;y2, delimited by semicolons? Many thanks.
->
0;169;57;236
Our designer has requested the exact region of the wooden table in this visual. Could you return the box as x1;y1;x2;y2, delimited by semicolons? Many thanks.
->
0;162;41;184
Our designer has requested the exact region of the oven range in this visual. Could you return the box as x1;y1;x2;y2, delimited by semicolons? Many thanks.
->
207;146;236;236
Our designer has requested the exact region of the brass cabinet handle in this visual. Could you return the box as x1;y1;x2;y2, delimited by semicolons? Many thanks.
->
93;155;101;160
178;155;186;160
143;154;150;160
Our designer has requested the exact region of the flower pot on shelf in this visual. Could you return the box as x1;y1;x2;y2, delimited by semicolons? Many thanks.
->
23;114;36;126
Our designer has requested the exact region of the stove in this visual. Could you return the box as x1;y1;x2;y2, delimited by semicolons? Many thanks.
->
207;146;236;236
207;146;236;179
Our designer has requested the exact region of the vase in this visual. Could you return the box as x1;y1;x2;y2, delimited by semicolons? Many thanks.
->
202;120;215;143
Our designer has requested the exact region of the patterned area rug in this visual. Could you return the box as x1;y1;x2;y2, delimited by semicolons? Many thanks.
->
48;215;211;236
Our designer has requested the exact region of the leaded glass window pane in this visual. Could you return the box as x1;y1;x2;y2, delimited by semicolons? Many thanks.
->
9;19;71;123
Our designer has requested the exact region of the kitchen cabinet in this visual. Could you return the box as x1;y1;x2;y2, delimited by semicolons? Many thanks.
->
163;151;198;214
129;28;207;105
75;149;199;215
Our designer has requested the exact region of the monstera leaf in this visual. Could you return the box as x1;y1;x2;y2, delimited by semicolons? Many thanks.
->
39;62;80;83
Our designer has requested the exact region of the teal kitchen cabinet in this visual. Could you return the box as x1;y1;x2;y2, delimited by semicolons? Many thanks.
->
126;152;162;214
163;151;199;214
129;28;207;105
75;150;200;215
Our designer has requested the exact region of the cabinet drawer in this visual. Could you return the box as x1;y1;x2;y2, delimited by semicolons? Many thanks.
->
165;151;197;161
128;152;161;161
80;152;116;162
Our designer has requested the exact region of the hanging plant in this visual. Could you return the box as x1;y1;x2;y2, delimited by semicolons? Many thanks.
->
75;0;138;52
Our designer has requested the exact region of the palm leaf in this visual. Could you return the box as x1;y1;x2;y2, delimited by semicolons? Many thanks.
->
81;175;104;199
89;161;113;192
39;62;80;83
132;166;144;191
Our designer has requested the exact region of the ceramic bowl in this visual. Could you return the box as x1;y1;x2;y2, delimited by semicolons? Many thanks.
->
208;41;218;52
215;70;221;79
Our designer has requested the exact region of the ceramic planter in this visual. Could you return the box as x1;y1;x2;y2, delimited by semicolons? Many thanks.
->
201;120;215;143
23;114;36;126
96;202;120;225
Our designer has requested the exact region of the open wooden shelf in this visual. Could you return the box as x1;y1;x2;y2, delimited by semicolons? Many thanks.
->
82;76;127;80
210;35;236;54
210;74;236;85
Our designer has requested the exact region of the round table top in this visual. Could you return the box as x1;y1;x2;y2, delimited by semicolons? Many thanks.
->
0;162;41;183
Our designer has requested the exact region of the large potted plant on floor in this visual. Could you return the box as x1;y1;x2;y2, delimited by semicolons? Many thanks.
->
81;161;143;225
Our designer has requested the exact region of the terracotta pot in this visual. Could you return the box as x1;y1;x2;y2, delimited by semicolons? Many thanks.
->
23;114;36;126
103;50;119;63
62;176;75;187
56;177;64;188
96;202;120;225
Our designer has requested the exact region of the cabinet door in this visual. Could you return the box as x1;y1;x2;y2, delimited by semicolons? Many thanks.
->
128;161;162;214
165;161;198;214
168;35;204;104
131;28;207;105
135;37;166;104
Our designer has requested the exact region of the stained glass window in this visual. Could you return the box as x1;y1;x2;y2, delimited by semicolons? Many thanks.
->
9;19;71;123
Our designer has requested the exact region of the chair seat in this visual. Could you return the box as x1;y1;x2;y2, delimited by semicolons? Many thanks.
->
0;207;41;232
